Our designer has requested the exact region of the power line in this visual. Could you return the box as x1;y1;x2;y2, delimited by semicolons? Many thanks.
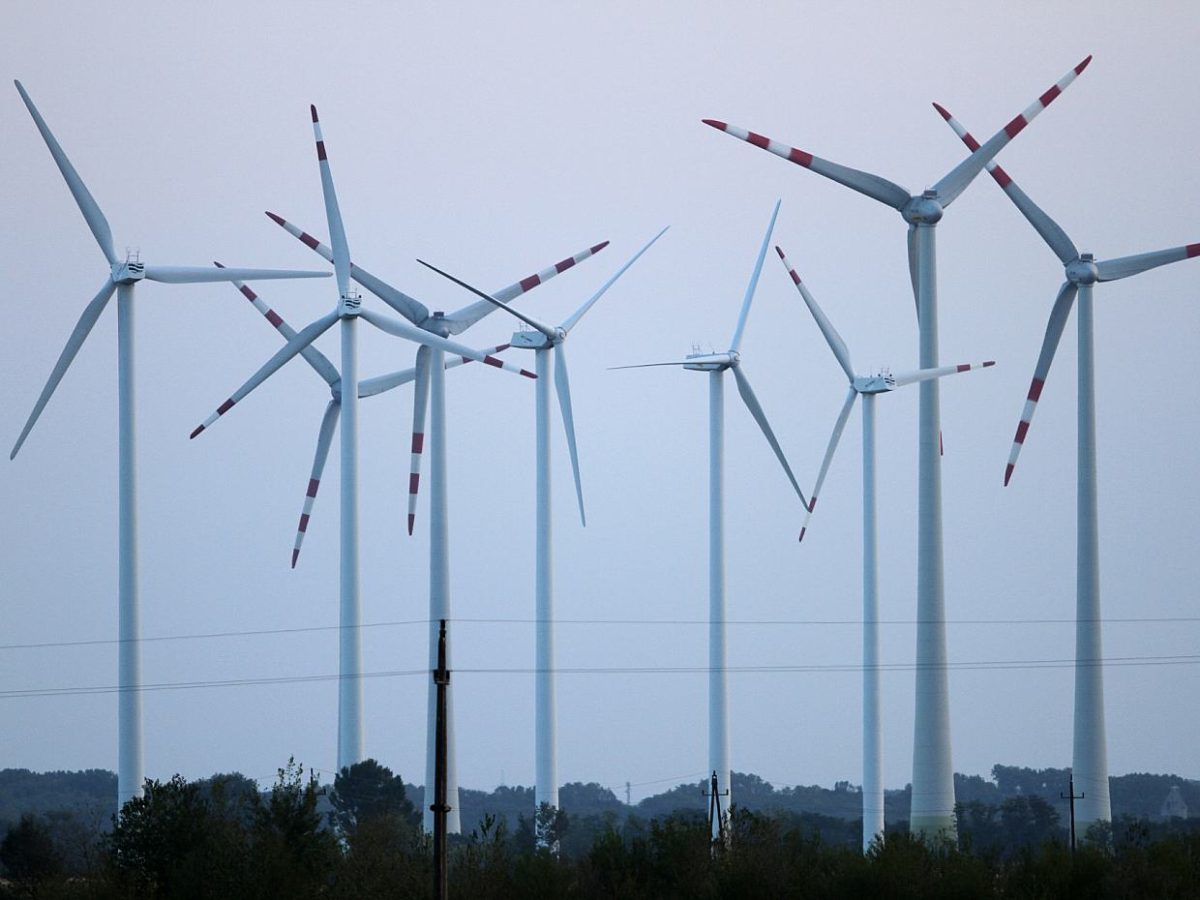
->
2;652;1198;700
2;614;1197;653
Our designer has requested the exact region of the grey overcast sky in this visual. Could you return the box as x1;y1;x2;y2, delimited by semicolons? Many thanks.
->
2;1;1198;802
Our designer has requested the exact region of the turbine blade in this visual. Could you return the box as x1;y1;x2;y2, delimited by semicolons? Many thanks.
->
1096;243;1200;282
190;310;340;438
800;387;858;543
609;354;731;370
15;81;117;265
932;103;1079;265
554;345;586;526
358;308;538;378
892;360;996;387
416;260;556;337
442;241;610;334
310;106;351;297
907;224;920;321
731;365;808;507
358;343;514;398
560;226;669;334
292;399;340;568
143;266;329;284
933;55;1092;207
213;262;339;387
407;346;431;535
11;279;117;458
702;119;911;211
730;201;781;353
1005;281;1078;485
265;212;431;324
776;246;855;381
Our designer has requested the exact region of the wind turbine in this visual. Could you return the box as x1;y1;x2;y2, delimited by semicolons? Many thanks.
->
935;102;1200;830
211;266;531;570
416;225;669;832
263;211;607;837
617;201;807;844
191;106;534;781
9;81;329;807
703;56;1091;836
776;245;994;852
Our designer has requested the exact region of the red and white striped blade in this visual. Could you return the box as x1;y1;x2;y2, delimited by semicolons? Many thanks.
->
801;387;857;543
292;399;340;568
932;55;1091;208
310;106;350;298
891;360;995;387
213;262;340;388
1096;243;1200;282
11;279;116;459
190;309;340;439
444;241;610;335
732;365;808;509
358;344;512;398
702;119;911;211
407;346;431;536
15;81;117;266
265;212;430;325
359;308;537;379
1006;281;1078;486
776;245;855;381
932;103;1079;265
418;259;557;338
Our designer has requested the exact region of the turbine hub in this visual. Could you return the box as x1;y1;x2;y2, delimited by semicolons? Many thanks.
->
853;373;895;394
111;260;145;285
425;312;451;337
903;191;943;225
1066;254;1099;285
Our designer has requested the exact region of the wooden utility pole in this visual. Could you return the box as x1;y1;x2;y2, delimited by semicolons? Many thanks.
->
432;619;450;900
1061;774;1084;855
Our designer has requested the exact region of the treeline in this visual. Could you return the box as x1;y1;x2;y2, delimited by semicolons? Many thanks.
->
2;760;1200;899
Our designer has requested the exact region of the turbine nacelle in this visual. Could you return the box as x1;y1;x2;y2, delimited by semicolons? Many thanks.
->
111;259;145;284
683;350;736;372
1066;253;1099;284
903;190;944;225
853;372;897;394
337;291;361;317
510;329;558;350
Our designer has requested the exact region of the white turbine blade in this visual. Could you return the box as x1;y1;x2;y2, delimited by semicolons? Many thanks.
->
933;55;1092;207
561;226;669;334
407;346;431;536
776;245;855;381
1005;281;1078;486
265;212;431;324
310;106;350;297
703;120;911;211
932;103;1079;265
11;279;117;458
213;262;339;387
554;345;586;527
801;386;858;543
292;399;340;568
416;259;556;337
1096;243;1200;282
143;265;329;285
358;343;514;398
609;354;730;370
358;308;538;379
730;200;781;353
190;310;340;438
443;241;610;334
892;360;996;387
731;365;808;508
906;224;920;321
14;81;117;265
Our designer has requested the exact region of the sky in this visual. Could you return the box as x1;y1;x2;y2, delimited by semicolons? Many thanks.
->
2;1;1199;807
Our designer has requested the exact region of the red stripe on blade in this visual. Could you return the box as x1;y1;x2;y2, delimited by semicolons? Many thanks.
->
1004;114;1028;139
300;232;320;250
266;310;284;328
306;478;320;498
1004;463;1015;486
1186;243;1200;258
992;165;1013;189
1015;420;1030;444
1027;378;1045;402
701;119;728;131
217;399;235;415
409;473;420;494
555;257;577;273
238;284;258;301
298;513;310;533
1039;84;1061;107
519;273;541;292
315;141;327;161
747;130;770;149
957;364;970;372
787;147;813;167
411;433;424;454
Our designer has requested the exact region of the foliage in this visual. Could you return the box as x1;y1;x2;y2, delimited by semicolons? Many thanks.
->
328;759;419;839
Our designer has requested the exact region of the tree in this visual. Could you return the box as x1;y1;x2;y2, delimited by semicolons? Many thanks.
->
328;759;418;838
0;813;62;886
